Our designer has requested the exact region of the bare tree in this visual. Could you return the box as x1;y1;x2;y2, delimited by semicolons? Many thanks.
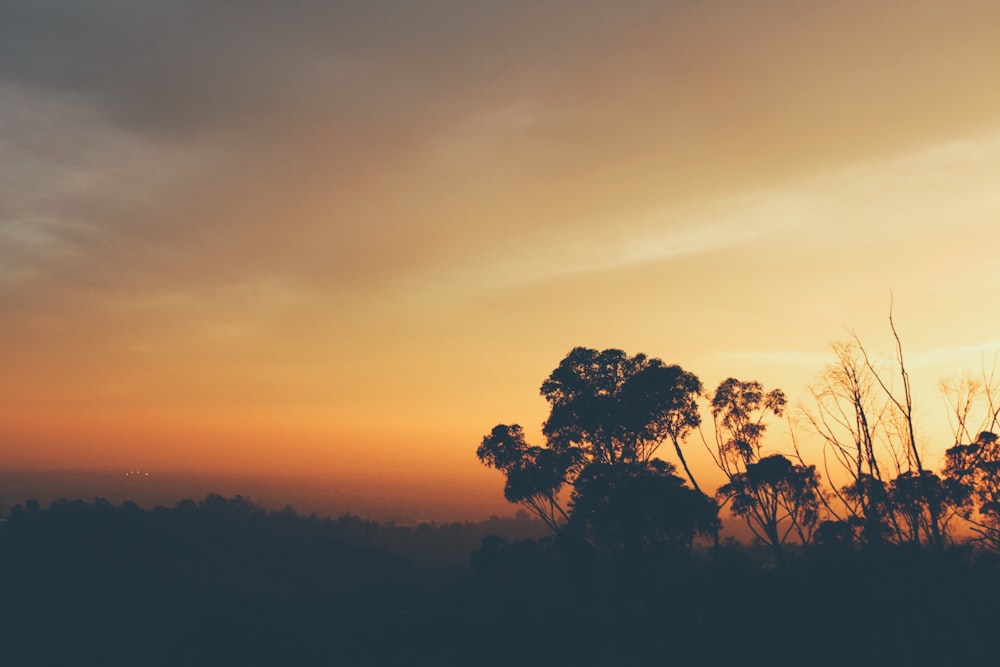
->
853;306;923;471
801;341;896;545
844;303;959;548
941;360;1000;446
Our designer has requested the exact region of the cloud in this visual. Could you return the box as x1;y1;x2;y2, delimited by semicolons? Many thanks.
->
0;1;605;138
415;121;1000;318
909;342;1000;371
3;0;1000;311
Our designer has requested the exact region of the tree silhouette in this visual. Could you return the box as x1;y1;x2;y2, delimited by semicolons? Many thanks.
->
840;473;894;545
709;378;787;476
888;469;962;548
477;424;578;531
806;323;976;549
944;430;1000;550
717;454;821;563
850;305;949;548
803;342;893;545
539;348;704;485
566;460;719;557
477;347;713;548
709;378;821;562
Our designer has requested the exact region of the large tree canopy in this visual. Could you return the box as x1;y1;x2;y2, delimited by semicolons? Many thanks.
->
477;347;713;546
539;347;704;488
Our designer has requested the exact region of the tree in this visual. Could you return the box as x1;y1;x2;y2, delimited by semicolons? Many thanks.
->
709;377;787;477
888;469;962;548
566;459;719;557
539;347;705;489
804;306;960;549
944;430;1000;551
717;454;821;562
477;424;577;531
477;347;714;549
710;378;821;563
851;308;949;548
802;341;894;545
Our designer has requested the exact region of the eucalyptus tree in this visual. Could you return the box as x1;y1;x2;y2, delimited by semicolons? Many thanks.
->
567;459;719;556
717;454;821;559
944;430;1000;551
477;423;578;531
539;347;705;489
709;377;788;477
710;378;821;563
477;347;714;551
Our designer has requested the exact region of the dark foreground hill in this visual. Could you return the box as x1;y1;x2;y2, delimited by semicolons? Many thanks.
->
1;495;998;666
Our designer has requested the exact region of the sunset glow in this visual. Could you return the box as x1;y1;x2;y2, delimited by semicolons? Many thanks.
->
3;2;1000;508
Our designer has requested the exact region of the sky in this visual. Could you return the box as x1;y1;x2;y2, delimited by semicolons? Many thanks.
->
3;1;1000;506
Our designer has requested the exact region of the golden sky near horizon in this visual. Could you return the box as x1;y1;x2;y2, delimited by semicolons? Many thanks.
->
3;1;1000;499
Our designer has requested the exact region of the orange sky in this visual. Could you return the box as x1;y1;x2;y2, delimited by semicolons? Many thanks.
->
3;1;1000;506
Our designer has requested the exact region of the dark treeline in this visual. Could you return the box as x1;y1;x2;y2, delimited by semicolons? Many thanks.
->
0;494;549;666
2;493;1000;665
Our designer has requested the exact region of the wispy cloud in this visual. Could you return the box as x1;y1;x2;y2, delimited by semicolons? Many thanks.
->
909;341;1000;370
416;124;1000;300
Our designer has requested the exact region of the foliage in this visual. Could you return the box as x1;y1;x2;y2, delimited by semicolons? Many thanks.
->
944;430;1000;550
540;348;703;470
477;424;579;530
566;460;719;556
708;378;820;562
840;473;894;544
710;378;787;475
477;347;714;550
887;470;962;547
717;454;821;554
